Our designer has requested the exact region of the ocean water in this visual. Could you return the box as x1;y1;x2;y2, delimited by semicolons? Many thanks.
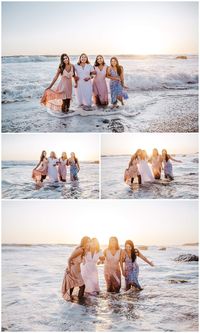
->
2;55;198;133
2;161;99;199
101;154;198;199
2;244;198;331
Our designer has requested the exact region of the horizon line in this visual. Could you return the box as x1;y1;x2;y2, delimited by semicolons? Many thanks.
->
2;53;198;57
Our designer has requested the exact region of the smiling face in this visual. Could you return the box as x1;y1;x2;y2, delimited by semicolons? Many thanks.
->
96;55;104;65
80;54;88;63
125;243;132;252
111;58;117;67
63;55;69;65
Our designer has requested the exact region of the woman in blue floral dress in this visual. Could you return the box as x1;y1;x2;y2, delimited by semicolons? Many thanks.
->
121;240;154;291
106;57;128;109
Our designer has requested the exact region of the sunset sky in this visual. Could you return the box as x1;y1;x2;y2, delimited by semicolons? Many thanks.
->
2;201;198;246
101;133;198;156
2;133;99;161
2;1;198;56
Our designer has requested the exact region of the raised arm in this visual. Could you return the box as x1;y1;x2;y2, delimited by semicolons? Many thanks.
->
169;155;182;163
46;68;61;89
138;251;154;267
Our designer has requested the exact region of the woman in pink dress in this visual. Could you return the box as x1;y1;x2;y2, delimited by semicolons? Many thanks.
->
41;54;74;113
32;150;48;186
93;55;108;107
81;238;104;295
124;152;141;184
62;236;91;301
104;237;122;293
58;152;68;182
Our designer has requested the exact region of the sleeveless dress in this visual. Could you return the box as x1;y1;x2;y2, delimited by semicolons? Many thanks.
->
163;159;174;179
124;251;142;290
74;64;94;106
138;158;154;184
41;67;73;111
104;249;121;292
109;68;128;104
32;159;48;181
62;253;85;301
93;66;108;105
69;159;79;181
58;158;68;181
81;251;103;294
151;156;162;178
47;157;59;182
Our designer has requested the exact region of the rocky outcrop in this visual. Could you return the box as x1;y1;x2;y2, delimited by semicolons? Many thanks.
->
176;56;187;60
174;254;198;262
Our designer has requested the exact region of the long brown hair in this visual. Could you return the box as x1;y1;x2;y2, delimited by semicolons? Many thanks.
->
110;56;122;76
79;236;90;257
59;53;70;75
108;236;120;250
77;53;90;65
125;240;136;262
39;150;46;163
162;149;170;162
94;55;105;67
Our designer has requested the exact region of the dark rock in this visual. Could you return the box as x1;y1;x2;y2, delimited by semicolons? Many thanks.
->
108;119;124;133
159;247;166;251
176;56;187;60
102;119;109;124
168;279;188;284
174;254;198;262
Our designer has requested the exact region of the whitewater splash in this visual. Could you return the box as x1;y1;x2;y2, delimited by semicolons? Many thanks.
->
2;55;198;132
2;244;198;331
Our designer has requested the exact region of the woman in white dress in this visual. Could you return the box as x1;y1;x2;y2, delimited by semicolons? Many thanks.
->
47;151;59;182
137;150;154;184
74;53;96;110
81;238;104;295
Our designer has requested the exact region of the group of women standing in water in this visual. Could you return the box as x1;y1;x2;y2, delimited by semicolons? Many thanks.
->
32;150;80;186
62;236;154;301
124;148;182;184
41;53;128;112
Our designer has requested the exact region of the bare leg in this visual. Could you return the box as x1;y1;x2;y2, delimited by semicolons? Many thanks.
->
78;285;85;298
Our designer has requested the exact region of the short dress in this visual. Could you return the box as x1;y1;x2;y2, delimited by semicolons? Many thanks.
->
93;65;108;105
124;250;142;290
62;253;85;300
109;68;128;104
41;67;74;111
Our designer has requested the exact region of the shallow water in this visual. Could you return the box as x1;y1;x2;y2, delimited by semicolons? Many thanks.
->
2;55;198;133
101;154;198;199
2;244;198;331
2;161;99;199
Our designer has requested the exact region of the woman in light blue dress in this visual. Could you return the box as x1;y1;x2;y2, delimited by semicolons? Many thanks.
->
106;57;128;109
121;240;154;291
68;152;80;181
162;149;182;180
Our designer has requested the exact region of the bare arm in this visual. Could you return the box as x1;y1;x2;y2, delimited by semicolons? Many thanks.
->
76;159;80;171
169;155;182;163
138;251;154;266
120;250;125;276
106;66;120;81
46;68;61;89
120;67;124;86
67;247;83;271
